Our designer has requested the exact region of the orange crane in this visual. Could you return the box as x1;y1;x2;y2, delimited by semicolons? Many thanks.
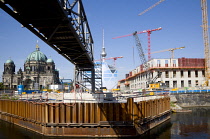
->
112;27;162;61
95;56;123;67
150;46;185;59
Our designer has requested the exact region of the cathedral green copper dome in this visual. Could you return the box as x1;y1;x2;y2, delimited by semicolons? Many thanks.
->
25;45;47;62
46;58;54;63
5;59;14;64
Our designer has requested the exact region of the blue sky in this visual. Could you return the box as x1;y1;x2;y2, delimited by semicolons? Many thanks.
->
0;0;208;81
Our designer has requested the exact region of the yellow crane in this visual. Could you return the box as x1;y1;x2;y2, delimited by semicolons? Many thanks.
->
201;0;210;85
139;0;210;86
138;0;166;16
150;46;185;59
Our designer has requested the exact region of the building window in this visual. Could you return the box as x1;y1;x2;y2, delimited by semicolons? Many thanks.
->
181;70;184;78
202;70;205;77
195;70;198;77
165;81;169;88
173;81;177;88
195;80;198;86
181;80;184;87
32;66;34;71
173;60;176;67
173;71;176;78
165;60;168;67
188;71;191;78
157;60;161;67
158;72;161;78
188;80;191;87
165;71;169;78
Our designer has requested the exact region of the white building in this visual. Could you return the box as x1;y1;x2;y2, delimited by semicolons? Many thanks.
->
118;58;205;92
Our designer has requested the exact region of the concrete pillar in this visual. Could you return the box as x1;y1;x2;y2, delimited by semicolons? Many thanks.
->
184;70;188;87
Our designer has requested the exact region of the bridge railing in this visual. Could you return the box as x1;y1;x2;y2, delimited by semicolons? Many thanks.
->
59;0;94;61
170;89;210;94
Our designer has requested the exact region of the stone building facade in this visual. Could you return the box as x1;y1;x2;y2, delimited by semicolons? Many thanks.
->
2;45;60;90
118;58;206;92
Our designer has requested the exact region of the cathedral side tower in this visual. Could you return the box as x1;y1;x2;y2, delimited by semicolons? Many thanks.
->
3;59;16;89
2;43;60;90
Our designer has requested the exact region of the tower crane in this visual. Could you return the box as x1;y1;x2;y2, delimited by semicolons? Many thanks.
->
95;56;123;67
112;27;162;61
138;0;166;16
132;31;148;70
150;46;185;59
132;31;164;88
201;0;210;85
138;0;210;86
114;31;151;87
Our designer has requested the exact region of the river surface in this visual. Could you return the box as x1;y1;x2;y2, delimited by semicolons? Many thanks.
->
0;107;210;139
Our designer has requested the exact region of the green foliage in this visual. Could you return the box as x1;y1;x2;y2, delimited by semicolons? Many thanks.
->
1;94;10;99
0;82;4;90
170;101;176;107
10;96;19;100
0;94;19;100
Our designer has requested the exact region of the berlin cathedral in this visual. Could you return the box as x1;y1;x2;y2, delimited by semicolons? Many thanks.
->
2;44;60;90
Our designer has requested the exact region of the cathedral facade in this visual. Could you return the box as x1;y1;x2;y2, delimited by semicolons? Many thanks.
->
2;45;60;90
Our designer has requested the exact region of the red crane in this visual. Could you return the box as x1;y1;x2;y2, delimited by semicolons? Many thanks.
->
95;56;123;67
112;27;162;61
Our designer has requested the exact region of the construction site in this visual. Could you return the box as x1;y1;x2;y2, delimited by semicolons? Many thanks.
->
115;0;210;93
0;0;209;138
118;57;206;92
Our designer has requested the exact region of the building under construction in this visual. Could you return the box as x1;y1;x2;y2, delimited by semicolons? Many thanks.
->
118;57;206;92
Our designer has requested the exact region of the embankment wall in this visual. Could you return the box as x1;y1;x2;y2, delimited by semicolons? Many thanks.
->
0;97;171;137
171;93;210;107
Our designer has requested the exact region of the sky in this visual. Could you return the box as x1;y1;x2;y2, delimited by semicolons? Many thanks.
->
0;0;209;81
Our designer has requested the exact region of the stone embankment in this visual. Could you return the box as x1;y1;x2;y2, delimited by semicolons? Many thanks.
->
170;93;210;107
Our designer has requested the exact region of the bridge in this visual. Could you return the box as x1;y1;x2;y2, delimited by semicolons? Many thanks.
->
0;0;99;92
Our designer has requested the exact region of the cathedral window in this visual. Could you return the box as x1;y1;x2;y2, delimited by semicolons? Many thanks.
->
6;67;10;72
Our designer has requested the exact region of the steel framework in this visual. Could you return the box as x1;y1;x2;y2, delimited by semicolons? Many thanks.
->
0;0;99;92
201;0;210;85
113;27;162;61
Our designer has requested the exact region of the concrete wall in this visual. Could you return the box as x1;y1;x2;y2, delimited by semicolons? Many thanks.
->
171;93;210;107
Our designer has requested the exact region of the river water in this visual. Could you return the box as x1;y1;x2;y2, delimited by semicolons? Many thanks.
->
0;107;209;139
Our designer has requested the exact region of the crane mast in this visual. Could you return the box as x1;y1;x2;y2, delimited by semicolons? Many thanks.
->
113;27;162;60
113;28;161;87
133;32;147;69
201;0;210;85
133;32;151;86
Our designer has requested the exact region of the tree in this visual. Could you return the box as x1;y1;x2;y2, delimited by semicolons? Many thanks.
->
0;82;4;90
